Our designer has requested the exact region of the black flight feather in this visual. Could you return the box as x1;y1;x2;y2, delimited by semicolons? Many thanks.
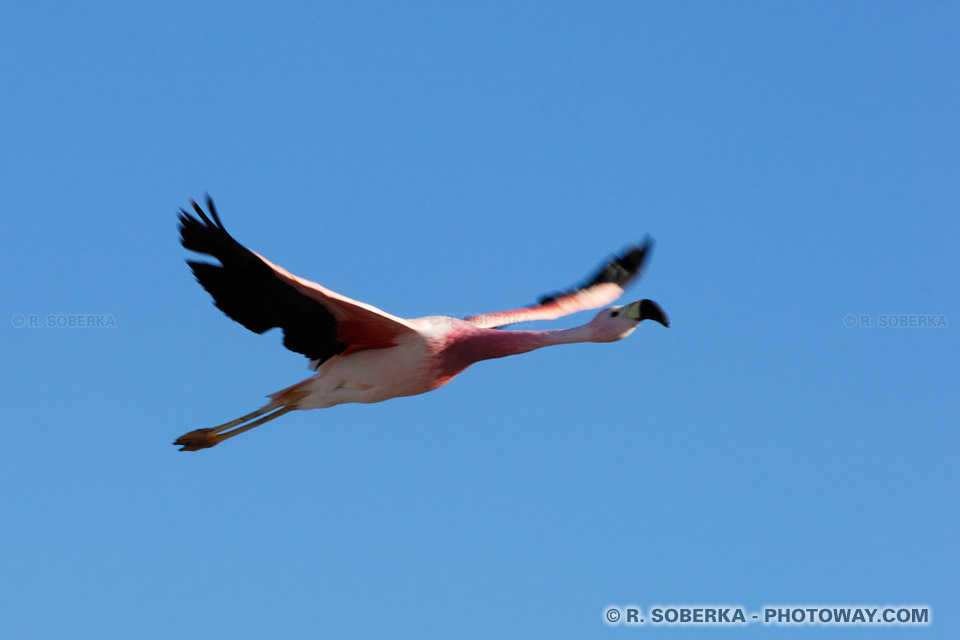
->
538;237;653;306
179;196;346;364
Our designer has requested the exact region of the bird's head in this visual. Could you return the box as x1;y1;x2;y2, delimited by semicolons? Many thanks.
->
589;299;670;342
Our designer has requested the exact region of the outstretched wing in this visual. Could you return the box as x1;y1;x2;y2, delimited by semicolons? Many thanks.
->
180;197;415;366
464;239;653;328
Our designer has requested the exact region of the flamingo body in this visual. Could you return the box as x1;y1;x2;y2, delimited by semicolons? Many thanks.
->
285;318;459;409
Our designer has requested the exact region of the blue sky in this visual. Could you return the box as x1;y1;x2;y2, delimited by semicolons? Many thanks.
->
1;2;957;638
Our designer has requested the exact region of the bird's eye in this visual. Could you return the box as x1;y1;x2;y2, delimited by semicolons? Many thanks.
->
611;310;619;317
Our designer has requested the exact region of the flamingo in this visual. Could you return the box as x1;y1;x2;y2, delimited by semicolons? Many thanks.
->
174;197;669;451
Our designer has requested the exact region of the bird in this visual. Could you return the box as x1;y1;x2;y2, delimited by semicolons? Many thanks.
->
174;197;669;451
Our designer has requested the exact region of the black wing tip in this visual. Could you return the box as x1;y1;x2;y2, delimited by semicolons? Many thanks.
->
178;194;243;258
178;194;222;228
629;235;654;263
185;194;224;230
204;194;224;229
612;237;654;279
585;237;656;288
535;237;656;306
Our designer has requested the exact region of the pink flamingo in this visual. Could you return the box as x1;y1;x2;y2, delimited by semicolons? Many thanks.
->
175;197;669;451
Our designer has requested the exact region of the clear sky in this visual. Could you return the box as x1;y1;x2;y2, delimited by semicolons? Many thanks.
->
1;2;957;638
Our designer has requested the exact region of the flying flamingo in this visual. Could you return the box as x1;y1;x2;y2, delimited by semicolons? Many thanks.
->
174;197;669;451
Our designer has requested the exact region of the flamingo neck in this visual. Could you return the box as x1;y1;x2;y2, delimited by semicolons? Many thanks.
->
439;324;597;374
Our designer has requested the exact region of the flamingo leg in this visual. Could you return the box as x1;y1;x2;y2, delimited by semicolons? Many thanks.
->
208;406;297;446
174;404;295;451
207;405;277;434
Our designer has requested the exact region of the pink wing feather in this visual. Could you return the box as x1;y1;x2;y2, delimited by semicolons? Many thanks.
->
465;240;653;328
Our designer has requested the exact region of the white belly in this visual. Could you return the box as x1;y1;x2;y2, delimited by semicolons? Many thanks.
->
294;341;439;409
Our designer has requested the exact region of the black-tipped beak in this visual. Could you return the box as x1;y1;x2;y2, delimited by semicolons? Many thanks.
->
639;299;669;327
620;299;670;326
